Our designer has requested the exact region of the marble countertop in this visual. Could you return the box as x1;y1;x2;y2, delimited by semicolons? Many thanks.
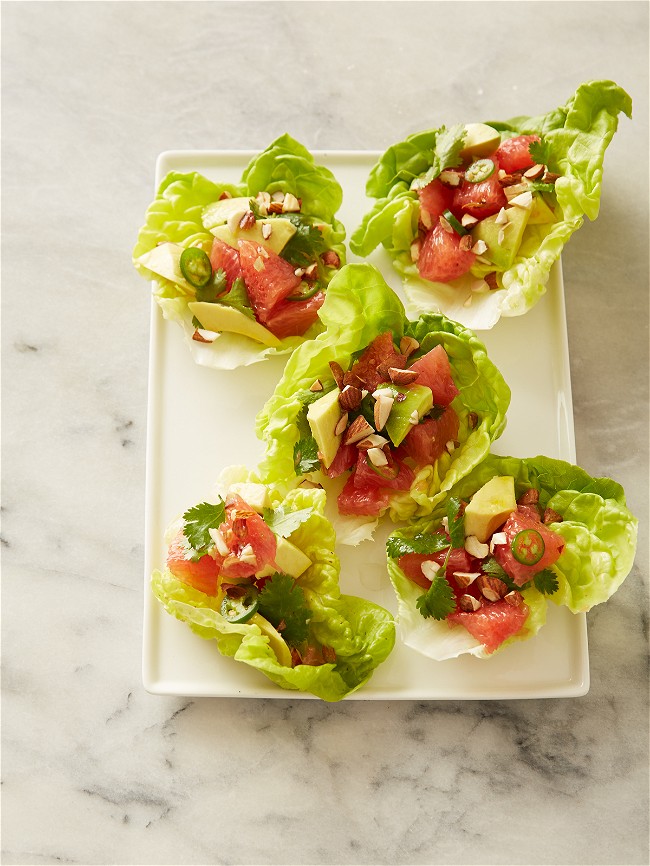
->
2;2;648;864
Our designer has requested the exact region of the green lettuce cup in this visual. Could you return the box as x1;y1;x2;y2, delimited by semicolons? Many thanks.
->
351;80;631;330
152;468;395;701
133;134;346;369
255;263;510;543
386;454;638;660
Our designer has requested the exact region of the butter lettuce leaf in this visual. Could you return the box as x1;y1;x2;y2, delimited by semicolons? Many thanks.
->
152;481;394;701
352;80;631;330
133;134;346;369
429;454;638;613
385;452;636;658
255;263;510;534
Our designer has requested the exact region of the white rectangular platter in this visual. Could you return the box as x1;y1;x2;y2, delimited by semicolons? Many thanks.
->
142;150;589;700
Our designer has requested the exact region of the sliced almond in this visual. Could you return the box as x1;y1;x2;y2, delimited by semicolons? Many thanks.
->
421;560;441;581
256;191;271;211
227;209;248;232
282;193;301;213
465;535;489;559
357;434;389;450
489;532;507;553
399;336;420;357
339;385;363;412
410;240;421;263
459;594;482;612
367;447;388;467
309;379;323;392
334;412;349;437
321;250;341;268
468;412;478;429
446;440;456;453
304;262;318;279
523;163;545;181
208;528;230;557
294;267;305;277
439;169;461;187
261;222;273;240
495;207;509;225
472;239;488;255
329;360;345;389
497;228;506;245
253;256;265;272
239;209;256;230
218;191;232;200
374;392;394;431
192;328;218;343
388;367;419;385
439;214;454;234
476;575;508;602
453;572;481;589
509;190;534;209
459;234;474;252
238;543;258;566
504;590;524;607
409;410;419;426
344;416;375;445
461;213;478;228
268;201;284;214
543;171;559;184
420;209;432;230
504;182;531;200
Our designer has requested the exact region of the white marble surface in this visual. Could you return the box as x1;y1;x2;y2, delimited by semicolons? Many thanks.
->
2;2;648;864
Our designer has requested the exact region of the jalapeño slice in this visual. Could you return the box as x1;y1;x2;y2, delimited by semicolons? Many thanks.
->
180;247;213;289
286;280;320;302
442;209;468;237
511;528;545;566
220;586;259;623
464;158;495;183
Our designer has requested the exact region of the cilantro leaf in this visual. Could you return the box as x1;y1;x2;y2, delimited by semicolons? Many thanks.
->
528;137;551;167
415;575;456;621
533;568;559;595
215;277;255;320
248;197;263;219
279;214;327;267
293;436;320;475
195;267;228;303
258;572;311;646
411;124;466;190
182;500;226;556
481;557;508;579
386;532;450;559
262;505;313;538
446;497;465;549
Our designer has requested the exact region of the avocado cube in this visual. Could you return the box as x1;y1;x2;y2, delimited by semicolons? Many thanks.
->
464;476;517;543
306;388;342;470
256;537;312;579
385;385;434;447
460;123;502;159
202;196;257;230
528;194;556;225
471;205;531;271
212;217;296;255
227;483;270;513
187;301;280;347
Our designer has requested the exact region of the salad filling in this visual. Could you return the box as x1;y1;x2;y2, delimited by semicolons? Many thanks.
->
351;80;632;328
256;263;510;536
386;455;638;660
133;134;346;368
153;473;395;700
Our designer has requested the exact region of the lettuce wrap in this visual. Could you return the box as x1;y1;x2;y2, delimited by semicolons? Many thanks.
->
255;263;510;542
133;134;346;369
386;454;638;660
351;80;632;329
152;468;395;700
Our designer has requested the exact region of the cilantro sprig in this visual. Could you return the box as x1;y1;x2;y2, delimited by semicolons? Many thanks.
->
279;214;328;267
258;573;311;646
293;436;320;475
416;575;456;621
386;532;450;559
182;500;226;558
215;276;255;319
